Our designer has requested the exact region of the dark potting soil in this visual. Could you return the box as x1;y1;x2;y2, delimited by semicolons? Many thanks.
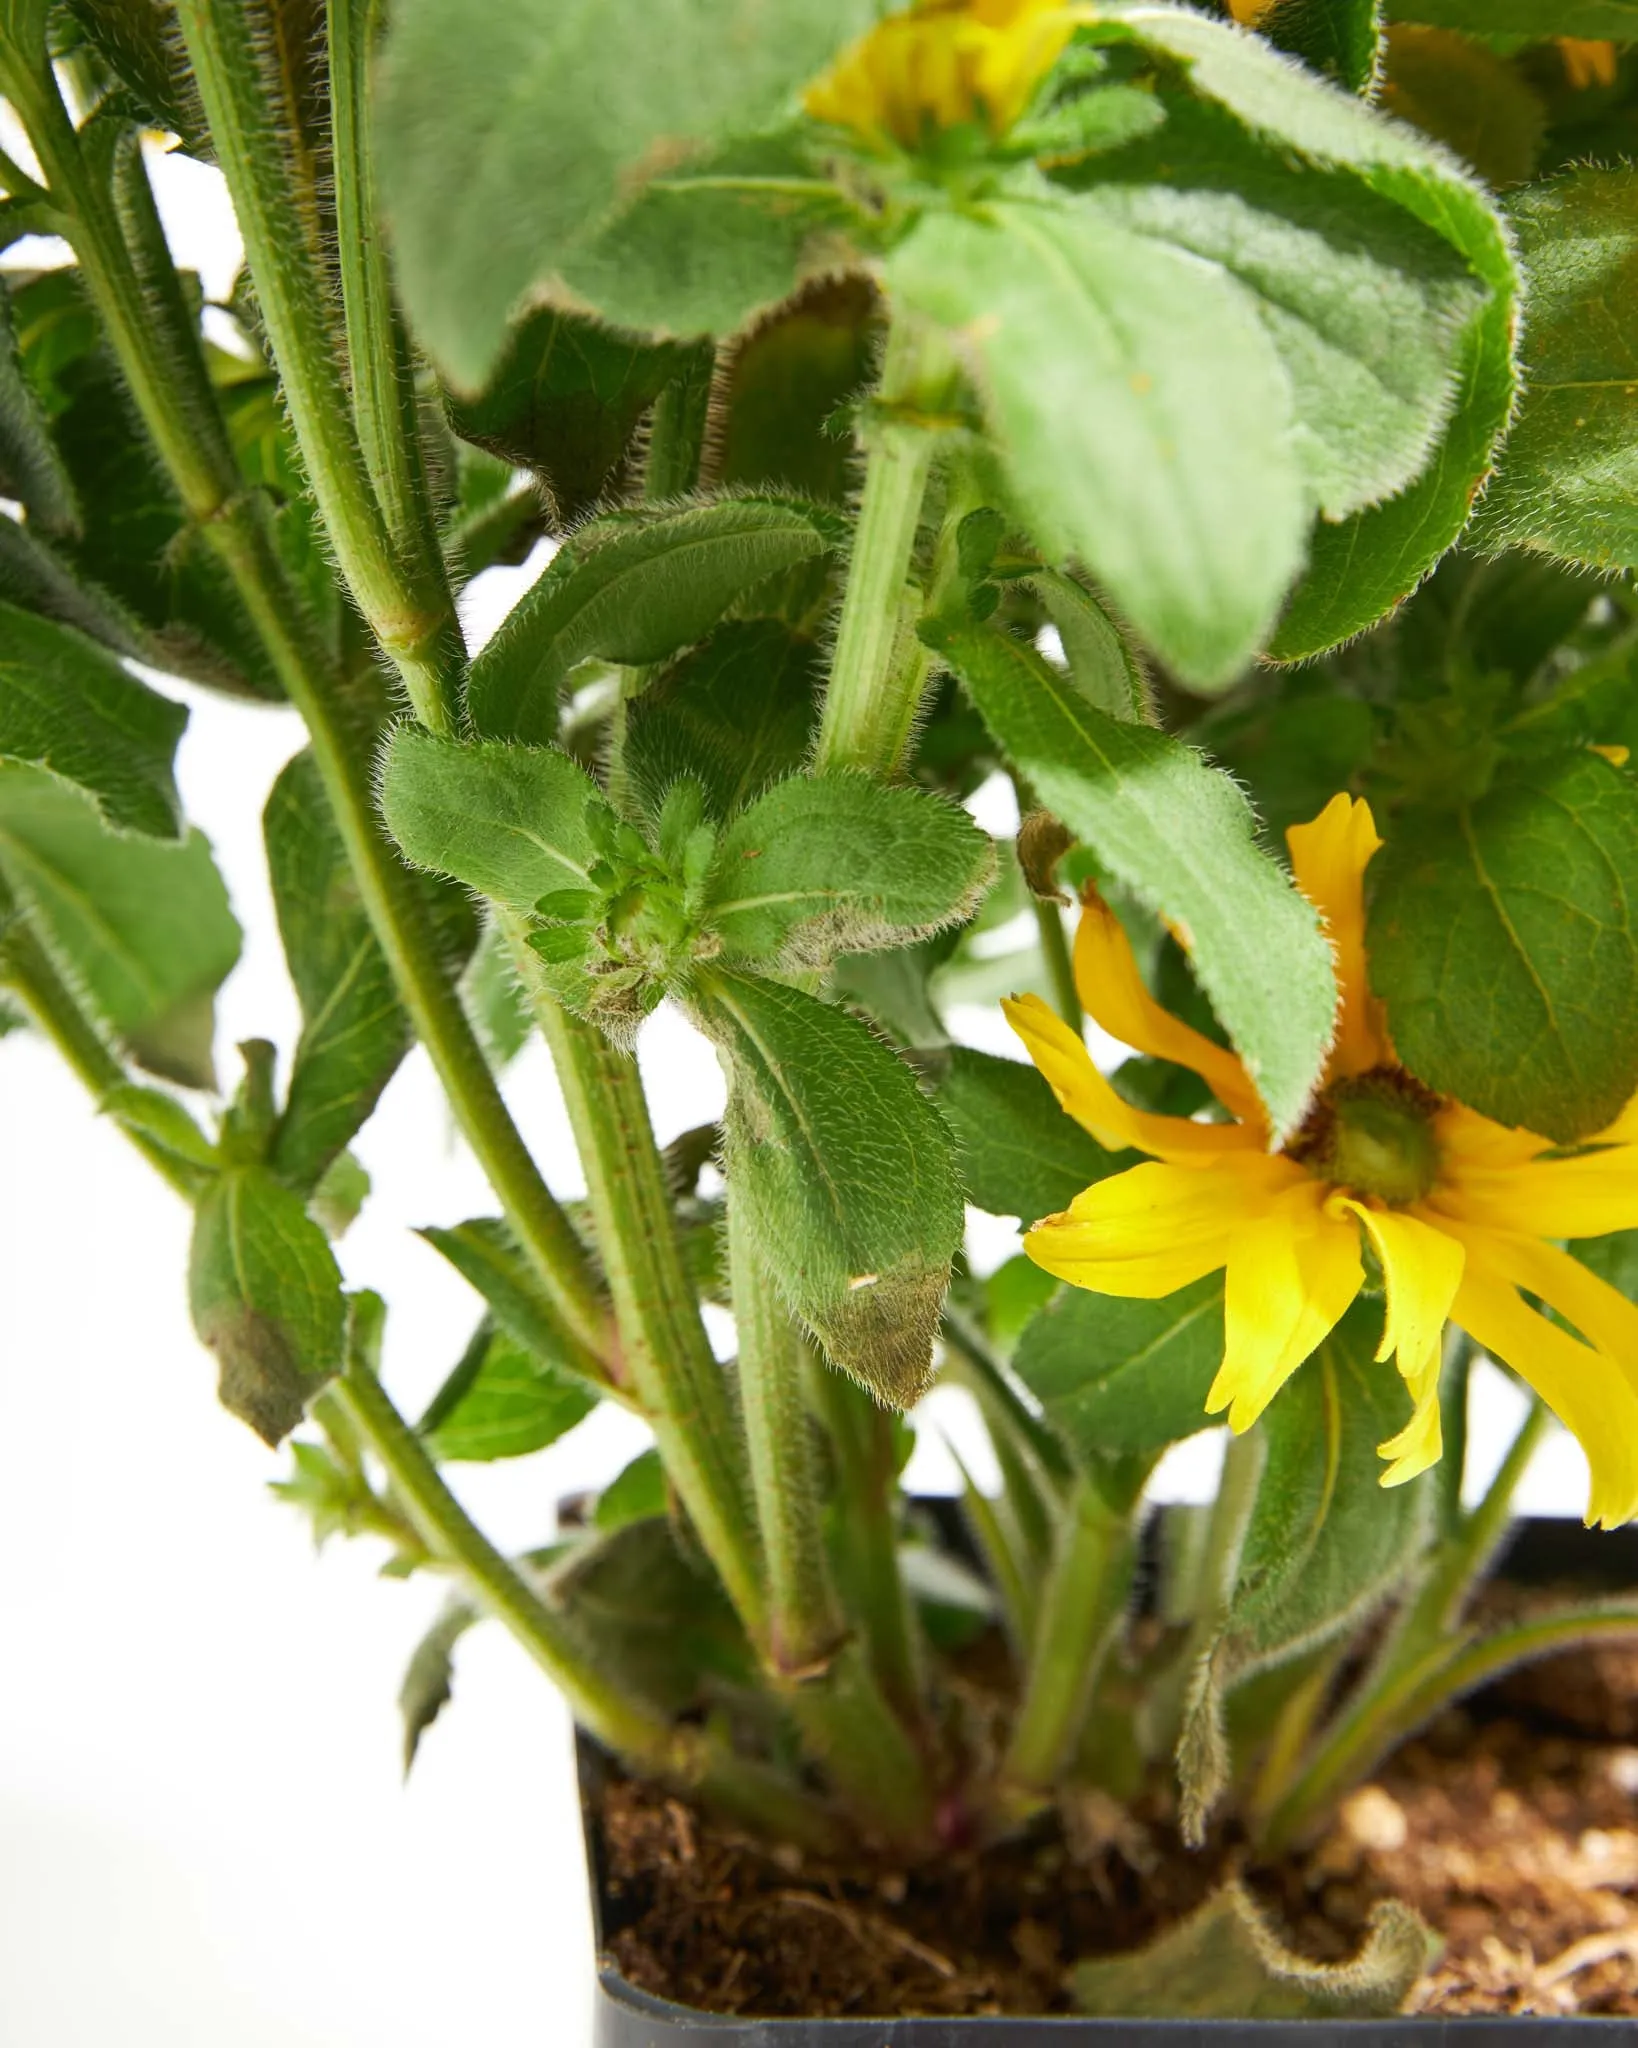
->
596;1637;1638;2020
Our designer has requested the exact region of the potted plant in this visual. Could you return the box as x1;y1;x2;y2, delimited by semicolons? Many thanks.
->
4;0;1638;2029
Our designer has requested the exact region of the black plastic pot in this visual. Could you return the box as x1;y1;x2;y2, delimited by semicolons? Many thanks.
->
580;1518;1638;2044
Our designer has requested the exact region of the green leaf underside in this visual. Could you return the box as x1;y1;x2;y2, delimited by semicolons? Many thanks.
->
624;620;819;824
1030;570;1147;721
1261;0;1384;95
1068;97;1488;526
0;276;78;535
692;968;964;1408
380;729;605;908
1014;1278;1225;1462
928;619;1336;1143
1231;1299;1431;1670
1079;5;1515;663
464;498;838;742
188;1168;346;1446
594;1446;668;1532
935;1045;1131;1224
446;306;700;526
1072;1882;1434;2020
890;190;1309;690
1369;752;1638;1143
0;600;186;837
0;516;147;662
399;1598;477;1772
718;275;881;504
548;1518;755;1714
1387;0;1638;34
1472;171;1638;574
10;273;285;700
422;1325;596;1461
377;0;878;386
706;775;994;967
265;752;417;1191
418;1216;591;1378
0;762;239;1088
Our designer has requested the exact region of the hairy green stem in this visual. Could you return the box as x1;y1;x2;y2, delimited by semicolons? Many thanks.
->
6;44;609;1361
728;1195;844;1676
502;919;764;1633
1410;1397;1552;1639
204;517;609;1375
813;316;950;776
1034;896;1083;1034
335;1358;841;1853
327;0;451;616
996;1477;1135;1818
175;0;465;730
807;1361;926;1727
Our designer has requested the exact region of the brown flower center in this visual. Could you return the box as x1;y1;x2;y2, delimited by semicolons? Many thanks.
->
1288;1065;1443;1206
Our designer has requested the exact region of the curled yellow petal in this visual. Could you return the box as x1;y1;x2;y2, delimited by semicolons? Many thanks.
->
1286;794;1386;1080
1452;1245;1638;1531
1560;37;1618;90
1072;886;1266;1131
1431;1102;1638;1240
1208;1180;1365;1433
1003;992;1264;1161
1025;1153;1297;1297
1339;1199;1464;1485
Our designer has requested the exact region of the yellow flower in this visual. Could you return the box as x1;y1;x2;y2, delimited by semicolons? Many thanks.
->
1005;794;1638;1527
1559;38;1618;90
804;0;1078;150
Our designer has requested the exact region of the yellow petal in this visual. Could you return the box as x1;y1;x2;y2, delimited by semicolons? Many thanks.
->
1024;1155;1295;1297
1446;1225;1638;1395
1003;992;1265;1161
1208;1180;1365;1432
1286;794;1386;1079
1559;36;1618;89
1339;1199;1464;1485
1451;1246;1638;1530
1072;886;1266;1131
1431;1102;1638;1239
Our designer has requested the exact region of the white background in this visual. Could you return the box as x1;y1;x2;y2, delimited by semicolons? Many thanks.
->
0;150;1590;2046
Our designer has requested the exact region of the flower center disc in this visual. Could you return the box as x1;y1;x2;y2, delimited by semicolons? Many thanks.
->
1301;1068;1442;1205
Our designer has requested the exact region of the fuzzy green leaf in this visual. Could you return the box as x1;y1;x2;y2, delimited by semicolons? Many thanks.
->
718;275;881;504
1261;0;1384;95
378;0;875;386
267;751;475;1191
421;1324;596;1462
1369;751;1638;1142
0;516;148;660
419;1217;595;1381
933;1045;1129;1224
889;189;1308;689
465;498;839;742
1231;1298;1433;1671
398;1596;477;1773
1014;1278;1226;1462
1069;100;1490;528
380;730;605;908
692;968;964;1407
1029;570;1146;721
0;275;77;536
1472;171;1638;574
704;775;994;968
927;619;1336;1144
624;620;820;825
0;763;239;1088
447;308;702;527
188;1166;346;1446
1072;1882;1434;2020
0;601;186;837
1078;5;1517;661
1388;0;1638;33
594;1447;668;1533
